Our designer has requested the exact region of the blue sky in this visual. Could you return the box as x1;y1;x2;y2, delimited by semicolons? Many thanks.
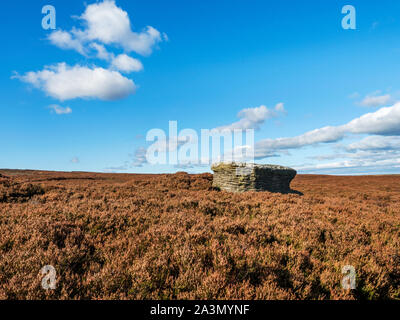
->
2;0;400;174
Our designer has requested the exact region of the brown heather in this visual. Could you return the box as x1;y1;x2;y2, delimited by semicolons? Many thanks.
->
0;169;399;300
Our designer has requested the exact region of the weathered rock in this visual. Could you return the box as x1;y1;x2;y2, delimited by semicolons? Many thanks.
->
211;162;296;193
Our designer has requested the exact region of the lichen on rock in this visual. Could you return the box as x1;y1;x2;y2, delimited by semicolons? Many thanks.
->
211;162;297;193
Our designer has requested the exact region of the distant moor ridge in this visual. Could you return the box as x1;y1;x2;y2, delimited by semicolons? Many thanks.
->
211;162;297;193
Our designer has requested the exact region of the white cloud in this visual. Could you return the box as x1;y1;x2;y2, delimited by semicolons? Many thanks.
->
254;102;400;159
90;42;113;61
70;157;79;164
302;135;400;174
132;103;285;166
346;135;400;151
345;103;400;135
308;153;349;161
82;0;161;56
48;30;86;55
132;147;147;167
15;62;135;101
17;1;162;102
274;102;285;113
130;102;400;174
254;125;346;157
48;104;72;115
359;93;391;107
145;136;191;154
129;101;400;173
296;153;400;174
217;103;285;131
132;137;197;167
62;0;164;56
81;1;162;55
103;162;129;172
81;0;130;43
162;32;169;42
111;54;143;73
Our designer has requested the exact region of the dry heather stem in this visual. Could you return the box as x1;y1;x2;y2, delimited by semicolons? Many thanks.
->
0;170;399;300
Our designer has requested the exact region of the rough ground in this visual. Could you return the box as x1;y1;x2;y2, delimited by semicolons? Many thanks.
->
0;169;399;299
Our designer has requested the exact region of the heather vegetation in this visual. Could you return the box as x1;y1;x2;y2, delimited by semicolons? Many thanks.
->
0;170;399;299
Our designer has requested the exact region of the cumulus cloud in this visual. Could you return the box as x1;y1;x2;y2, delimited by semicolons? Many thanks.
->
15;63;135;101
217;103;285;131
301;135;400;174
346;135;400;152
89;44;143;73
15;1;165;102
48;104;72;115
90;42;113;61
254;102;400;159
48;30;87;55
132;103;285;166
49;0;164;56
304;138;400;171
296;151;400;174
130;102;400;173
345;103;400;135
359;93;392;107
111;54;143;73
80;0;162;55
254;126;346;158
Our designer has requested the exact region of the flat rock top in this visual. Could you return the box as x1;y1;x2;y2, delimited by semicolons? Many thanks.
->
211;162;296;172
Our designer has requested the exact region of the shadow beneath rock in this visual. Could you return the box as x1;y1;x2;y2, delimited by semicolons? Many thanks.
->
266;189;304;196
287;189;304;196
